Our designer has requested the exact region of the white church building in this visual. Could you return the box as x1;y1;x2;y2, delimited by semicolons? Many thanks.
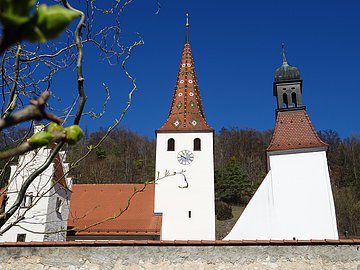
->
0;125;72;242
225;47;339;240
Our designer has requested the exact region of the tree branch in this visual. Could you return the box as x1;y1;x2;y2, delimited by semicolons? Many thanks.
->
61;0;87;125
0;91;62;133
2;43;21;119
0;142;64;229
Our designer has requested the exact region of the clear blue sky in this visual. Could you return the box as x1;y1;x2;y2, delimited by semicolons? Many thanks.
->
54;0;360;138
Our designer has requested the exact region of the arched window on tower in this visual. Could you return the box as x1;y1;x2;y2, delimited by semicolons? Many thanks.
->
167;138;175;151
283;93;288;108
194;138;201;151
291;92;297;107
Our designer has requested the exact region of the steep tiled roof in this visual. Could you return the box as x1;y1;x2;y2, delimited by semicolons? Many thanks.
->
267;109;327;152
157;42;213;132
68;184;161;236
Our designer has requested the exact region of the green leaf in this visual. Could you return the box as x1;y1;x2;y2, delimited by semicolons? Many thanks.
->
65;125;84;145
48;122;64;133
35;5;80;40
28;131;54;148
0;0;35;26
10;0;36;16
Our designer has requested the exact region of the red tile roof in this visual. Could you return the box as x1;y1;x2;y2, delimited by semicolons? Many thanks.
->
52;154;68;189
0;239;359;246
0;188;5;208
68;184;161;236
157;42;213;133
267;109;327;152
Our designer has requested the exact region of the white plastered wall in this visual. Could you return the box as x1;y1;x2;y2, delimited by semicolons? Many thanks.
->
225;150;338;240
0;148;53;242
0;145;71;242
155;132;215;240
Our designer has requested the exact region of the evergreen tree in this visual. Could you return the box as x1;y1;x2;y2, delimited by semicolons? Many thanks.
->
215;156;253;204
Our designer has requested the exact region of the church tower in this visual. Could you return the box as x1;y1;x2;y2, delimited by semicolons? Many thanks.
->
273;45;303;110
225;46;338;240
154;14;215;240
0;124;72;243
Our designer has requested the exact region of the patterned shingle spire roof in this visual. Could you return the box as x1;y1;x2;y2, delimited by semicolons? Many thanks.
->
157;17;212;133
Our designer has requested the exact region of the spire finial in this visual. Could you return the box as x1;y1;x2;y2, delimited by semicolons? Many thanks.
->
185;13;190;43
282;43;288;64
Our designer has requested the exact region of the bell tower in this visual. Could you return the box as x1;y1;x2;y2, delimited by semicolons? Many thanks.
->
154;14;215;240
225;46;338;241
273;45;303;110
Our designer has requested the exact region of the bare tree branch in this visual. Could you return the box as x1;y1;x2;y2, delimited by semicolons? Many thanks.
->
0;142;64;230
0;91;62;133
61;0;86;125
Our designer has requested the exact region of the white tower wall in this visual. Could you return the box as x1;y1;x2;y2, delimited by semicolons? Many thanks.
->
155;132;215;240
225;150;338;240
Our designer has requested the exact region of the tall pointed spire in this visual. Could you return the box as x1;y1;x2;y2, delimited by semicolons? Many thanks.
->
282;43;287;64
185;13;190;43
157;18;212;133
275;44;300;82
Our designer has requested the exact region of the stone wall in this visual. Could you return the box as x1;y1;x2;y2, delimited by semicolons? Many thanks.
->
1;243;360;269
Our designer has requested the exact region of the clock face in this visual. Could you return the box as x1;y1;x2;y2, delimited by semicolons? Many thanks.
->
177;150;194;165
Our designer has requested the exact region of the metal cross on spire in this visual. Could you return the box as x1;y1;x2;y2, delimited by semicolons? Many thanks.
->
282;43;288;64
185;13;190;43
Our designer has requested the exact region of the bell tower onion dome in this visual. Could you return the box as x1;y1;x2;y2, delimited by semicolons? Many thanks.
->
275;44;301;82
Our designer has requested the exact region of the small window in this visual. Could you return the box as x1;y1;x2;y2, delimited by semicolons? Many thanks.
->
193;138;201;151
16;234;26;242
188;211;192;218
291;92;297;107
20;193;33;208
56;198;62;214
26;193;33;207
282;93;288;108
167;138;175;151
20;197;26;208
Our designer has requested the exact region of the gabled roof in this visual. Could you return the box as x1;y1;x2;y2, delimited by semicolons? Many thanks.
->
157;42;213;132
68;184;161;236
267;109;327;152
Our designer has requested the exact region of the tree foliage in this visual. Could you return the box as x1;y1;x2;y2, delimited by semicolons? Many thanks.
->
215;200;233;221
215;156;253;204
68;127;155;184
318;130;360;236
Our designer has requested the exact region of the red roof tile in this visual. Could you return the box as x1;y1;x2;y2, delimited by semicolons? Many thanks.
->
267;109;327;152
157;42;213;133
68;184;161;236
